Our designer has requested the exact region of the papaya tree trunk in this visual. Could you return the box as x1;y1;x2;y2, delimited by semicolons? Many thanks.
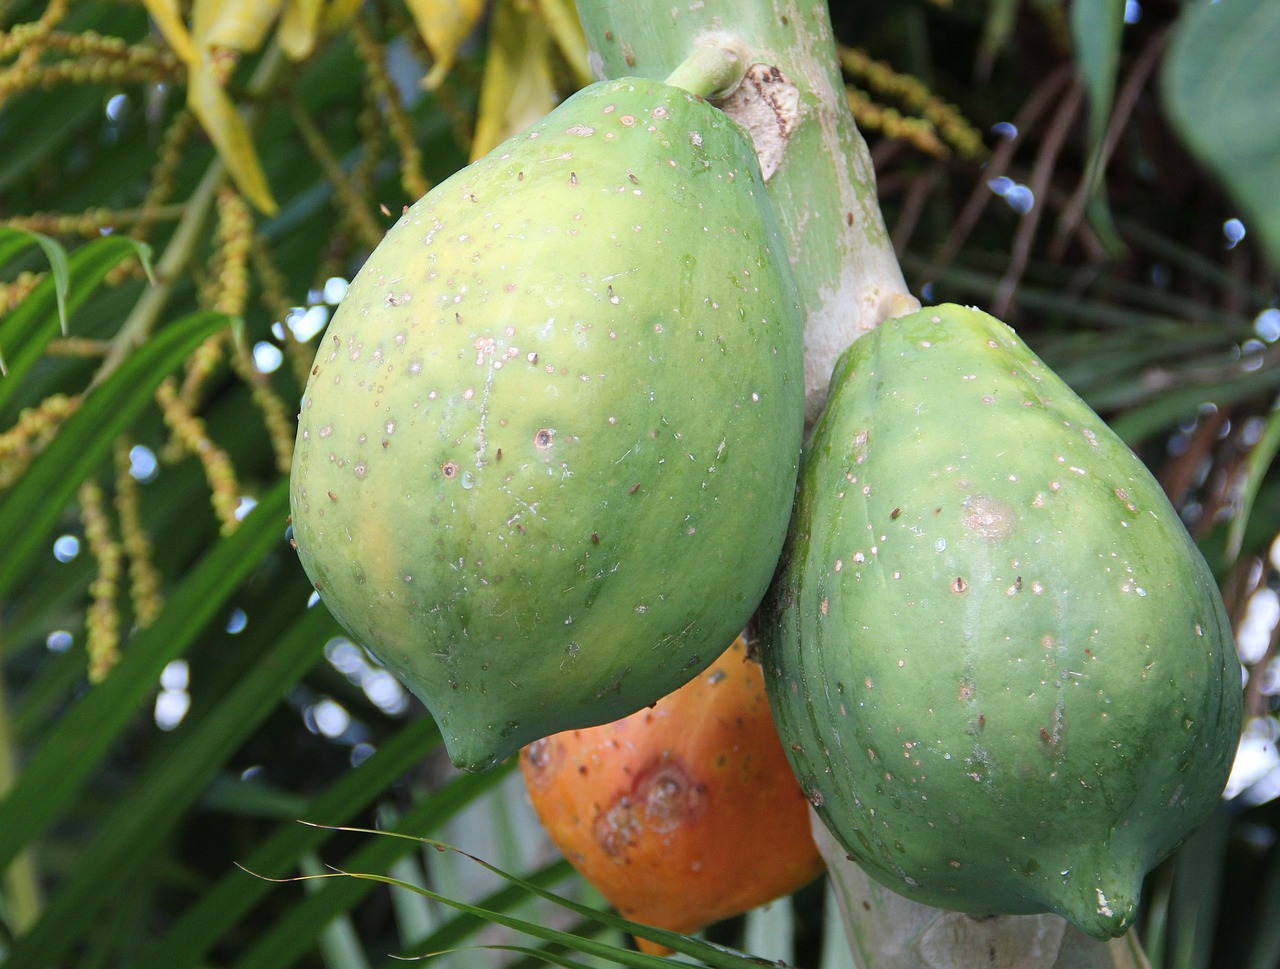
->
570;2;1155;967
573;0;916;422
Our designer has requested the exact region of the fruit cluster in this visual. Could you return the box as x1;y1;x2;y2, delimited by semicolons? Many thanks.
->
290;73;1240;946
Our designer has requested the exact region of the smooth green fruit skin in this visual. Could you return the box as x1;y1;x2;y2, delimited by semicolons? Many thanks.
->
761;304;1240;940
290;78;804;772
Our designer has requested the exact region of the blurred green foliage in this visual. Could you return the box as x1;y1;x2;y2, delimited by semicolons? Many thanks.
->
0;0;1276;967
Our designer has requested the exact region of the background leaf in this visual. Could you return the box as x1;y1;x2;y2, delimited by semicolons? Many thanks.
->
0;310;229;601
1163;0;1280;271
1069;0;1125;249
0;235;133;400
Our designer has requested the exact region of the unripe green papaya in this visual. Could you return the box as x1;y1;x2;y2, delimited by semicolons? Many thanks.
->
761;304;1240;940
290;77;804;772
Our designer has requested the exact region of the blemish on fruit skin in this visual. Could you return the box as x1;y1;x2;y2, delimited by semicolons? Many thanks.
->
525;737;552;772
594;799;642;858
962;495;1016;542
591;759;709;858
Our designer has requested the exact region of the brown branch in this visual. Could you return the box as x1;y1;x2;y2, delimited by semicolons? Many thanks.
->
1050;25;1173;259
922;64;1073;287
993;79;1085;318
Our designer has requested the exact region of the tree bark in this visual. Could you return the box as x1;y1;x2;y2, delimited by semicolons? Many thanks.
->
815;814;1152;969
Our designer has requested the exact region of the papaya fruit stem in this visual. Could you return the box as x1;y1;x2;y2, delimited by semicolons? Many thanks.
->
662;34;749;99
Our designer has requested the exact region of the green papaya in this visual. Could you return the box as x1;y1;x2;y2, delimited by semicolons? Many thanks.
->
761;303;1240;940
290;77;804;771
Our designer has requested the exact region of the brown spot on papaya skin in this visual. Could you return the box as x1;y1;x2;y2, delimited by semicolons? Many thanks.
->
637;760;708;833
962;495;1017;542
523;737;554;781
591;759;709;859
594;799;642;859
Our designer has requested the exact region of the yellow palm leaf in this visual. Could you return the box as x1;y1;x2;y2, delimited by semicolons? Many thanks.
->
141;0;197;62
279;0;326;59
188;58;279;214
540;0;593;87
192;0;286;52
470;0;557;159
404;0;486;89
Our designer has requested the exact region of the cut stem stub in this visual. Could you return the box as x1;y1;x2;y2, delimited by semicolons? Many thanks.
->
663;37;749;99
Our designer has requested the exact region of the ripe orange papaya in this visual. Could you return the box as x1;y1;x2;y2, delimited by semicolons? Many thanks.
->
520;636;823;954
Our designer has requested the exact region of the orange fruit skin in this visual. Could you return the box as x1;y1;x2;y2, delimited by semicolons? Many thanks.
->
520;636;824;953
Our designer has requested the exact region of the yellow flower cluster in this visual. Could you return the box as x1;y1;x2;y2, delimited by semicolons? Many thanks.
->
840;45;985;160
155;378;242;536
352;18;431;201
0;271;45;314
0;18;181;100
0;393;81;490
212;186;254;319
6;207;182;238
113;439;166;631
78;477;124;684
